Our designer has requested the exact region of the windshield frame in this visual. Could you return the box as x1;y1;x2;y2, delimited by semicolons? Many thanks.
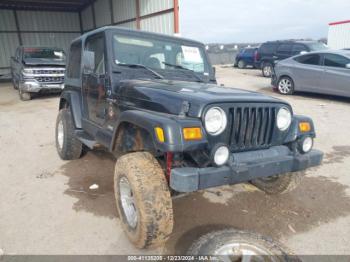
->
109;30;214;82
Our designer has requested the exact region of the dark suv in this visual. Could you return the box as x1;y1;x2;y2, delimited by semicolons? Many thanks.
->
256;41;328;77
55;26;323;249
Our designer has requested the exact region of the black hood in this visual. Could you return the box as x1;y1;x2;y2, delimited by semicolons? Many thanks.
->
23;58;65;66
117;79;287;117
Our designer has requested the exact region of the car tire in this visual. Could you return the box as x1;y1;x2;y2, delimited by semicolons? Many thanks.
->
251;172;302;195
262;62;273;77
237;60;246;69
18;89;31;101
187;229;297;261
114;152;173;249
55;108;83;160
12;74;18;90
277;76;295;95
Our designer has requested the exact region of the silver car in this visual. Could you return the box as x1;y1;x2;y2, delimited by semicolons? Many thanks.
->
272;50;350;98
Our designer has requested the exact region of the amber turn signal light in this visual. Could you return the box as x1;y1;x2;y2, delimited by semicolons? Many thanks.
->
183;127;203;141
155;127;165;142
299;122;311;132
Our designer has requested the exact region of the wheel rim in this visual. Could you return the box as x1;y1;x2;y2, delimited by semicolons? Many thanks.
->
119;177;138;228
278;78;292;94
215;242;276;262
263;65;272;76
57;120;64;150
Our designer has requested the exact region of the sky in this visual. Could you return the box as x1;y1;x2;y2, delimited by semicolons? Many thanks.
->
179;0;350;44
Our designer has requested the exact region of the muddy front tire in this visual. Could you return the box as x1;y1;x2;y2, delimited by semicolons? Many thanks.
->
188;229;296;261
114;152;173;249
251;172;302;195
55;108;83;160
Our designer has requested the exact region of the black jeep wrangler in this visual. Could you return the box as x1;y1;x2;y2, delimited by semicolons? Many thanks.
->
55;26;323;249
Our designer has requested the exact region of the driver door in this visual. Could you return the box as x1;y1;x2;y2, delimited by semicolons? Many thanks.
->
82;33;108;127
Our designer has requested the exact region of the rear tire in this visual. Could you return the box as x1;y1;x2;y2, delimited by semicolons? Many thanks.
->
114;152;173;249
19;89;31;101
251;172;302;195
277;76;295;95
262;62;273;77
55;108;83;160
187;229;296;261
237;60;246;69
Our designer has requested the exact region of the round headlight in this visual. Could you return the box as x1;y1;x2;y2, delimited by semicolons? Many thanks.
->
277;107;292;131
204;107;227;135
300;136;313;153
213;145;230;166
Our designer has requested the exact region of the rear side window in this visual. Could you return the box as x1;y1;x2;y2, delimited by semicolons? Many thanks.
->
85;35;105;75
244;49;255;55
67;41;82;79
260;43;277;54
294;54;321;65
276;44;292;54
292;44;308;55
324;54;350;68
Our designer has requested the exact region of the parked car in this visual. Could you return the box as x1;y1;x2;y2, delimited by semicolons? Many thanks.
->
255;40;329;77
272;50;350;97
55;26;323;249
10;46;66;101
234;47;258;69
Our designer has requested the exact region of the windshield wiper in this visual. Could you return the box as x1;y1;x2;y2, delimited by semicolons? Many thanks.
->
162;62;204;82
117;63;164;79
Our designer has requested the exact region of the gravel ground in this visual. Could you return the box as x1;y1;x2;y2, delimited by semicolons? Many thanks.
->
0;66;350;255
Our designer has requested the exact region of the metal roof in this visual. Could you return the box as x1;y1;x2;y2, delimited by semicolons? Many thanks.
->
0;0;95;12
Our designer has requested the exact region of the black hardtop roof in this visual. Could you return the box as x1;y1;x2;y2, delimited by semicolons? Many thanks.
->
72;26;205;47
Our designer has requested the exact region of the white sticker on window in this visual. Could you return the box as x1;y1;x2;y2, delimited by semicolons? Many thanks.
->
181;46;202;63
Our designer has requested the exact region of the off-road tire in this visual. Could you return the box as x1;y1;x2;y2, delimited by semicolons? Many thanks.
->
251;172;302;195
237;60;246;69
114;152;173;249
55;108;83;160
187;229;297;261
277;76;295;95
262;62;273;77
19;89;31;101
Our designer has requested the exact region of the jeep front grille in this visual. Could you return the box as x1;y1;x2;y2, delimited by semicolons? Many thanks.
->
229;106;276;151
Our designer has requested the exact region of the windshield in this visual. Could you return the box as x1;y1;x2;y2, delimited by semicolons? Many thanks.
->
112;34;210;75
23;48;66;60
308;42;329;51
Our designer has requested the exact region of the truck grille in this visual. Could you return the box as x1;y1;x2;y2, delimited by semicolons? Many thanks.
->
33;69;65;75
229;106;276;151
35;76;64;83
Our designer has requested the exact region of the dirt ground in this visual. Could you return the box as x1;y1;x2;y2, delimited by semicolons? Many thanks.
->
1;67;350;255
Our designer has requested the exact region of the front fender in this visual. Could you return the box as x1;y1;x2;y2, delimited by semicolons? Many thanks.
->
284;115;316;143
110;110;208;152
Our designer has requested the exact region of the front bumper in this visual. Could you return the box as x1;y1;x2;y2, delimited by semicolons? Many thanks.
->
20;80;64;93
170;146;323;192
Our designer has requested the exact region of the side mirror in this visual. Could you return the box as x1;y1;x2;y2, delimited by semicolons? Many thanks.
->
83;51;95;74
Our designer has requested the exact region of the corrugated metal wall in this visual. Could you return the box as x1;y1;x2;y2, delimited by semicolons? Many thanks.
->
0;9;80;77
81;0;176;35
328;23;350;49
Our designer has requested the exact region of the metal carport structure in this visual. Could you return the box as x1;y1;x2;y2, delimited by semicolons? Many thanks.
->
0;0;180;77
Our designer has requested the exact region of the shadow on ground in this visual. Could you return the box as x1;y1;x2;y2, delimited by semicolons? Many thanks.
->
57;147;350;254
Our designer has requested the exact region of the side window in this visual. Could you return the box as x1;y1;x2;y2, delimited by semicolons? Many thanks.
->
324;54;350;68
292;44;308;55
276;44;292;55
85;35;105;75
67;41;82;79
294;54;321;65
260;43;277;54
